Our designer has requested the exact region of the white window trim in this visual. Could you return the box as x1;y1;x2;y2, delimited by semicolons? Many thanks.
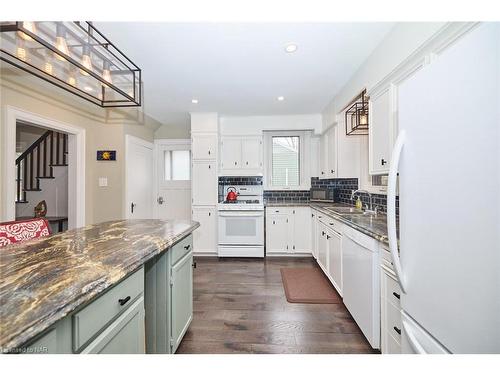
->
154;139;191;190
263;130;311;191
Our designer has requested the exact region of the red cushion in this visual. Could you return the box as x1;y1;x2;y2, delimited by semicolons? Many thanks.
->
0;218;51;248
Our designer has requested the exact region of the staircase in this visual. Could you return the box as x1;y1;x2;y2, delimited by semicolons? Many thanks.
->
16;130;68;204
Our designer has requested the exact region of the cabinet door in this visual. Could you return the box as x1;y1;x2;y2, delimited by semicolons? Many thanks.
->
291;207;311;253
369;87;392;174
192;207;216;254
192;134;217;160
311;211;318;259
82;297;145;354
191;161;217;205
327;126;337;177
265;212;289;254
319;133;328;178
220;138;242;169
171;252;193;353
327;229;342;295
241;137;262;169
317;223;328;272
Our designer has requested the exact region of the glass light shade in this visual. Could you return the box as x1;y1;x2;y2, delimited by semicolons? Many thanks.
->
80;45;92;75
102;61;112;84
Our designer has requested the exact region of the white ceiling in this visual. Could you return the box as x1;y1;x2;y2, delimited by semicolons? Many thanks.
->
95;23;394;127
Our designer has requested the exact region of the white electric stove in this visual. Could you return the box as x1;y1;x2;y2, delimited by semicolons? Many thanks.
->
217;185;264;257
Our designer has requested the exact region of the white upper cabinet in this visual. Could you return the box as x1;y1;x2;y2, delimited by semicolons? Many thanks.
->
220;136;262;175
191;161;217;205
369;86;393;175
326;126;337;178
241;138;262;169
192;134;217;161
220;137;241;169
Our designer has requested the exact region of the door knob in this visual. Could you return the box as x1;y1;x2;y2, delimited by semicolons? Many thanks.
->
157;196;164;205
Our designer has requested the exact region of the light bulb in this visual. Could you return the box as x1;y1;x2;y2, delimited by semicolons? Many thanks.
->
18;21;37;41
80;45;92;75
16;39;27;61
55;24;69;61
102;61;112;85
359;113;368;126
68;74;77;87
44;61;53;75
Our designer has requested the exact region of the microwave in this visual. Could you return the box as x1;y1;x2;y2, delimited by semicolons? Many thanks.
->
310;187;336;202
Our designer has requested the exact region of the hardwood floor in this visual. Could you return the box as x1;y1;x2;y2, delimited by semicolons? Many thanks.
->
177;257;378;354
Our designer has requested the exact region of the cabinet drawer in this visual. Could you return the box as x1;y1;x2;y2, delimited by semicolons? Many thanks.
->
384;271;402;308
170;234;193;265
386;329;402;354
72;267;144;352
386;299;402;344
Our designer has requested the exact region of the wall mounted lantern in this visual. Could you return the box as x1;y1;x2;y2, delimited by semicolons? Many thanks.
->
345;89;369;135
0;21;142;108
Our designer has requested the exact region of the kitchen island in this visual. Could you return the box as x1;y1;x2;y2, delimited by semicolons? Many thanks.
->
0;219;199;354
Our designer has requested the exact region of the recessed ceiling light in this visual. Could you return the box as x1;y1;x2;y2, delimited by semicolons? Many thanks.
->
191;99;199;104
84;86;93;92
277;96;285;101
285;43;298;53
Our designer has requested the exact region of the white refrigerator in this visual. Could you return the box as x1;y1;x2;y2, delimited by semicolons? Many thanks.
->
387;23;500;354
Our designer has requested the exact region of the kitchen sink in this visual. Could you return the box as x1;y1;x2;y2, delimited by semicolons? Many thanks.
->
322;207;364;215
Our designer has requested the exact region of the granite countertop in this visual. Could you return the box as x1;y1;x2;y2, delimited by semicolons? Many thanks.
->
0;219;200;350
266;201;396;244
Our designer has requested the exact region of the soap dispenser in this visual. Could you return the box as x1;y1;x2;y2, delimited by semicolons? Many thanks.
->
355;196;362;210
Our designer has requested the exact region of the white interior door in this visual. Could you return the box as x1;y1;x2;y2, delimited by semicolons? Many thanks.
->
156;140;191;221
126;136;154;219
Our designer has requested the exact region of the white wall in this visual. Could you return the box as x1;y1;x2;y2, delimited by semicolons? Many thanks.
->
220;114;322;136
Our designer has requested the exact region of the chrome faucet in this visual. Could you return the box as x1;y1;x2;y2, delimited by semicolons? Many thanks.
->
351;189;377;214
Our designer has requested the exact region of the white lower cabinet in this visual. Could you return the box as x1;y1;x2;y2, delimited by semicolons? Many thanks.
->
380;249;402;354
317;222;328;272
191;206;217;255
327;228;342;295
265;207;311;255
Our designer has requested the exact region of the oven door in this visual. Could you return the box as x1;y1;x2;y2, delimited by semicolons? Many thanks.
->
218;210;264;246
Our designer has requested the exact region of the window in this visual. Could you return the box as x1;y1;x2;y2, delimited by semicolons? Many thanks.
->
164;150;190;181
264;131;312;190
271;136;300;187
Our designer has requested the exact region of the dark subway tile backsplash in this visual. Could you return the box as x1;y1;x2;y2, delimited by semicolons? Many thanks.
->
223;176;398;215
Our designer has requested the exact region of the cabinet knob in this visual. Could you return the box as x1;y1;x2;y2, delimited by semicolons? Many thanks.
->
322;231;325;236
234;161;237;165
326;235;331;239
392;292;401;299
192;261;197;269
208;150;211;155
118;296;131;306
381;158;387;166
393;326;401;335
246;161;249;165
184;244;191;251
208;164;211;169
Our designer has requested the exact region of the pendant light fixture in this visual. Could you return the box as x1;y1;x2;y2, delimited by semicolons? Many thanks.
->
0;21;142;107
345;89;369;136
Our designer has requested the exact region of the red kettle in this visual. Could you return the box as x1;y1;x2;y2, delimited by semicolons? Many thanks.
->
226;186;238;202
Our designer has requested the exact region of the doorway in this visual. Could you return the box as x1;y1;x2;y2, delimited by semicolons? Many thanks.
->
15;122;69;233
2;106;85;229
154;139;191;221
